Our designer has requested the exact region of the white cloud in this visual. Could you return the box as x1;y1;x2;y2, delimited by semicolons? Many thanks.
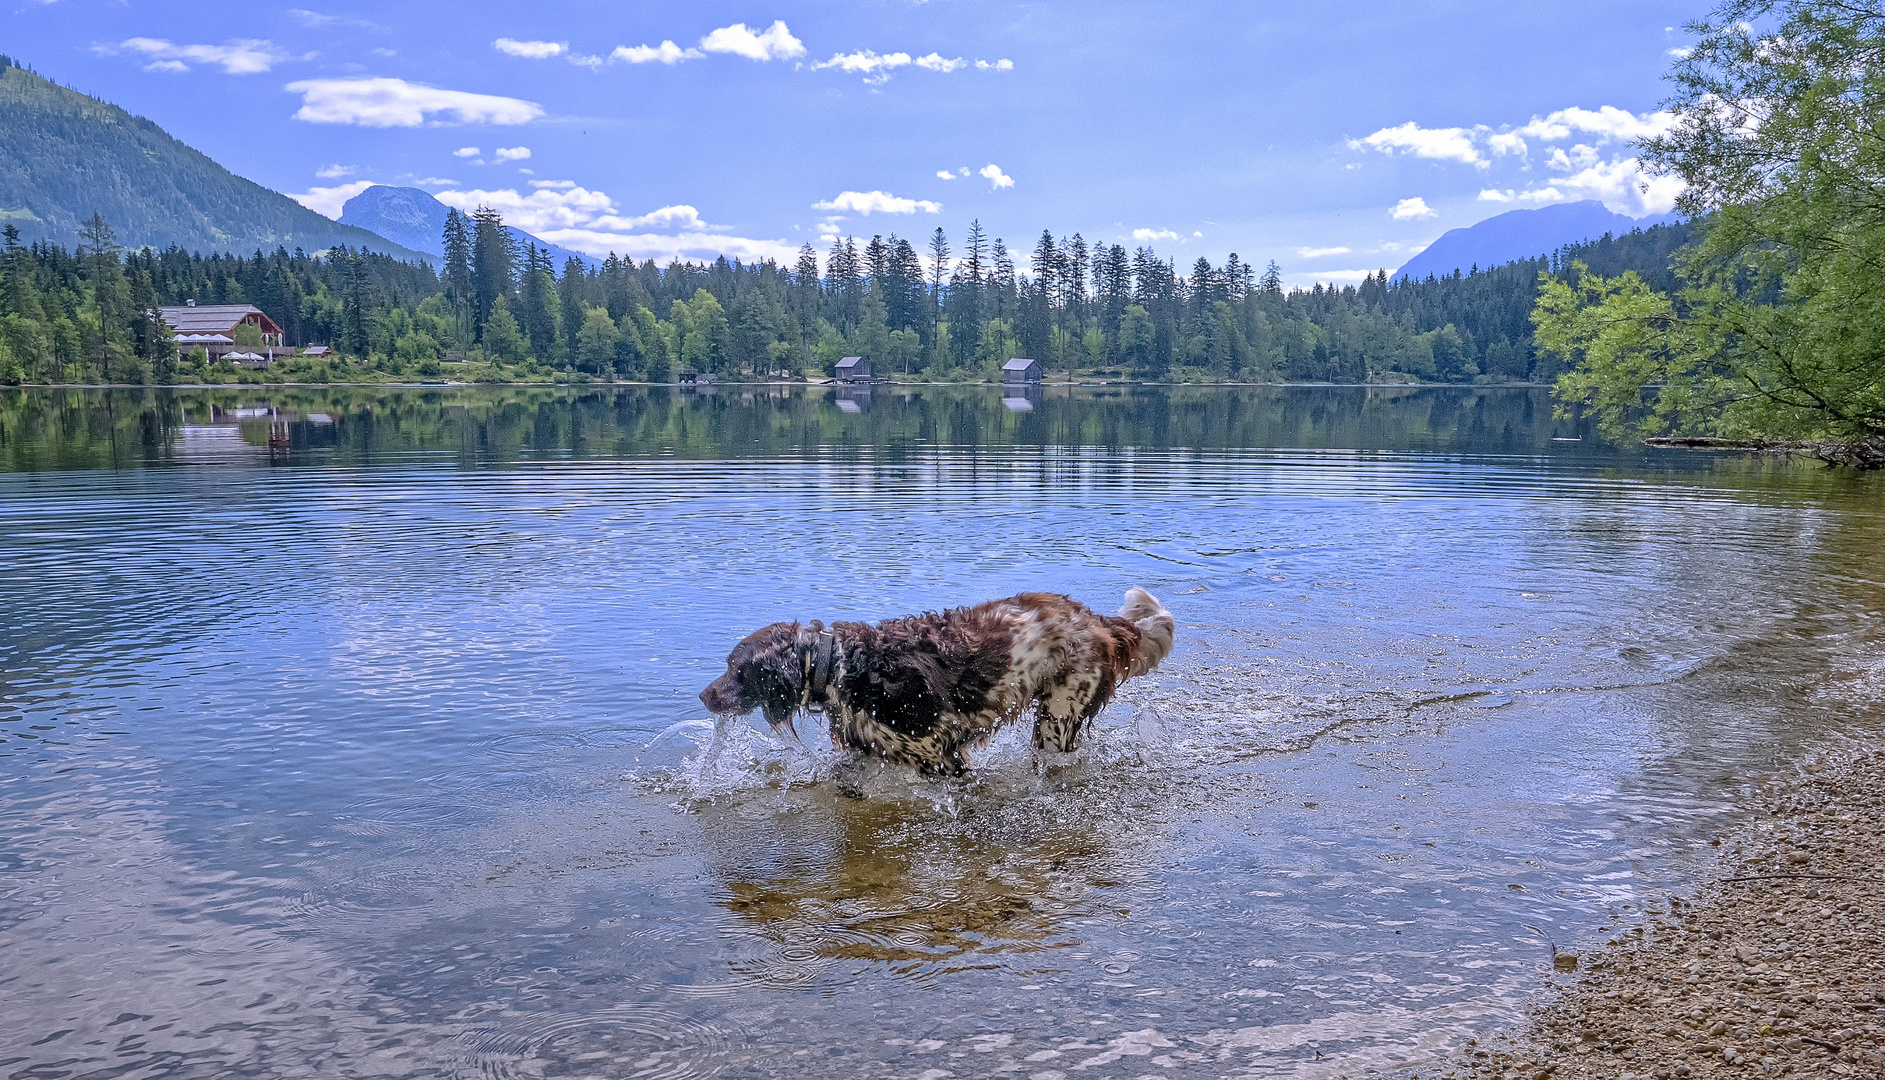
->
1517;105;1675;143
699;20;805;61
1296;246;1352;258
413;177;458;186
591;205;720;231
1478;189;1514;202
1310;269;1383;282
287;179;376;219
534;229;801;265
915;53;966;72
453;146;481;157
1486;132;1527;157
610;41;703;64
315;163;356;179
1668;47;1693;59
1521;187;1566;202
494;146;531;162
494;38;565;59
288;9;383;31
813;50;912;75
530;179;577;189
1132;228;1180;242
1351;122;1486;167
101;38;288;75
286;78;543;127
811;190;942;215
979;163;1014;190
975;59;1014;71
1390;197;1437;220
1548;158;1682;215
433;185;616;232
936;170;956;180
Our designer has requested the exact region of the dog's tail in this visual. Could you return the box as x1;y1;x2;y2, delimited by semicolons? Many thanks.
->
1120;587;1175;678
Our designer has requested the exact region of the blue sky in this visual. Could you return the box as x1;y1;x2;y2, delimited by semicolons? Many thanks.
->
10;0;1701;282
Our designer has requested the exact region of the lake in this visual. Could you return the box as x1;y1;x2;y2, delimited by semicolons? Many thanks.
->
3;383;1882;1079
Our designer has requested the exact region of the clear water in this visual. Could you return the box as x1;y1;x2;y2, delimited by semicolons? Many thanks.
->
3;384;1882;1079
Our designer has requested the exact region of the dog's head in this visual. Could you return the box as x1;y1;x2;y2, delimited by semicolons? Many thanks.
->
700;621;810;739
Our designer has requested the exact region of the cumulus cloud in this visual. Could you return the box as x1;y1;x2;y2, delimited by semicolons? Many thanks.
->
1296;246;1352;258
1351;122;1485;167
453;146;481;157
975;59;1014;71
286;78;543;127
315;163;356;179
813;50;912;76
433;185;616;231
288;179;376;219
494;146;531;162
915;53;965;72
811;190;942;215
99;38;289;75
1517;105;1675;143
979;163;1014;189
611;41;703;64
1390;197;1437;220
428;183;787;262
591;205;720;231
1132;228;1180;242
699;20;805;61
533;229;801;265
936;170;956;180
494;38;565;59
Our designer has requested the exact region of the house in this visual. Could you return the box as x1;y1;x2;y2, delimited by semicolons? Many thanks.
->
302;346;332;358
157;301;287;363
835;356;872;383
1002;357;1043;384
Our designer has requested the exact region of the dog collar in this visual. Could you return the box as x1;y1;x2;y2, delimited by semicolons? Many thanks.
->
802;629;835;706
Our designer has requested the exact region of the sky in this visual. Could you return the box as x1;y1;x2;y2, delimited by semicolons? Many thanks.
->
7;0;1705;284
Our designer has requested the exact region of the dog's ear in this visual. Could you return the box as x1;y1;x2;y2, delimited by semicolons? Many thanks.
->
751;623;806;728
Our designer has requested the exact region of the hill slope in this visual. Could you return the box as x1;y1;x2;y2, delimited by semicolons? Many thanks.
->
0;56;428;261
1395;201;1674;281
339;186;599;269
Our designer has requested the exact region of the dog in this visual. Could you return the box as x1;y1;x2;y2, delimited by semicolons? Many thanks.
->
699;588;1175;777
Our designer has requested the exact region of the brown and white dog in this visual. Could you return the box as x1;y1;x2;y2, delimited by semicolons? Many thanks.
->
700;588;1175;777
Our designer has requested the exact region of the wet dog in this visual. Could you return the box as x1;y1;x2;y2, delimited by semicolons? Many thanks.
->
699;589;1175;777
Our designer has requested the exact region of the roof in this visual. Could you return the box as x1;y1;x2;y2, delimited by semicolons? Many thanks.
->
835;356;866;368
1002;357;1041;371
174;333;234;345
157;305;283;337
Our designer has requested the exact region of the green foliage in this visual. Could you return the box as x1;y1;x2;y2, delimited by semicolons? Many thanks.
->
1538;0;1885;455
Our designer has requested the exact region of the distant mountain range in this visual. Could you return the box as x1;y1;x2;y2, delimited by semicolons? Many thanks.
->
338;186;599;270
0;55;429;262
1395;201;1678;281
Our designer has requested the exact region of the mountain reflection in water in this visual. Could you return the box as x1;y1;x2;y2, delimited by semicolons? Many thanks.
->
1;384;1882;1079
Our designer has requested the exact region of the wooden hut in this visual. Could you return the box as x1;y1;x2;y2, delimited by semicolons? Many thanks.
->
1002;357;1043;384
835;356;873;383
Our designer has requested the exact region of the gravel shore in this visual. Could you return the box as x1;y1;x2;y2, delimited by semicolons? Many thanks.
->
1445;745;1885;1080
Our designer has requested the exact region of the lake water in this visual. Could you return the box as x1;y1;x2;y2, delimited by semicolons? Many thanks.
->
3;384;1882;1080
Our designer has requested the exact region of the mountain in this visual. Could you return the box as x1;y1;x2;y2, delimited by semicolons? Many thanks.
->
0;56;428;262
1395;201;1676;281
339;186;600;270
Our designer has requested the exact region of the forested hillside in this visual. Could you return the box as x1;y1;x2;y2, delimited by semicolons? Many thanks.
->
0;55;426;262
0;196;1692;385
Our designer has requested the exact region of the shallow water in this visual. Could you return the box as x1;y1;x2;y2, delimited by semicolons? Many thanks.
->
2;384;1882;1079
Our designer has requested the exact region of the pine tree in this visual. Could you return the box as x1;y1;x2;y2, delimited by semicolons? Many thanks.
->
926;227;951;352
469;207;514;340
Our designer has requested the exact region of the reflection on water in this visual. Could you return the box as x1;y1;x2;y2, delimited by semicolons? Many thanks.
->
1;385;1882;1078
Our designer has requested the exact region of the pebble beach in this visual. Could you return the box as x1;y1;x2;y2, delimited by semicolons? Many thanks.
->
1447;746;1885;1080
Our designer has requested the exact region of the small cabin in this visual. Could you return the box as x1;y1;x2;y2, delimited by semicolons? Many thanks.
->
835;356;872;383
1002;357;1043;384
302;345;332;358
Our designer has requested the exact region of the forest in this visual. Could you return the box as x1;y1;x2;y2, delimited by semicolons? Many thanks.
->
0;202;1690;387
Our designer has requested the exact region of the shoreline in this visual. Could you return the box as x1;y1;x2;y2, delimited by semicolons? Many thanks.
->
1447;744;1885;1080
